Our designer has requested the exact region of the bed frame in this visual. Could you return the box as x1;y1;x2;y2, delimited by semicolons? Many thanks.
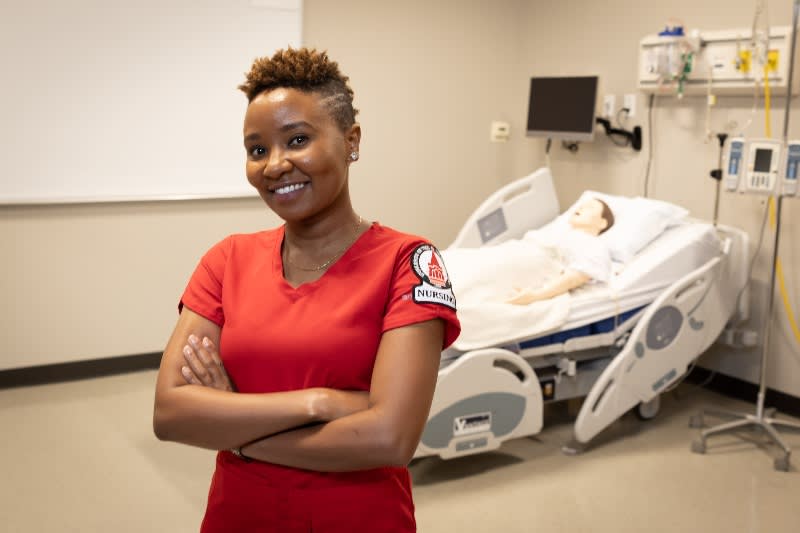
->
414;167;750;459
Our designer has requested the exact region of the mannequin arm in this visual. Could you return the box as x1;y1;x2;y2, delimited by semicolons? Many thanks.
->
506;269;590;305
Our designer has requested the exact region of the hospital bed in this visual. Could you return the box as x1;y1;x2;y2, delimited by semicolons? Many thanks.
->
414;167;750;460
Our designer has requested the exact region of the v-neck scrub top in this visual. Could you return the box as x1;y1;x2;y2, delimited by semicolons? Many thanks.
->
180;222;460;532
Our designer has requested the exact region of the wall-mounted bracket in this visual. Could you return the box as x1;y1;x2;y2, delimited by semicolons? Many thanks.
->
595;117;643;151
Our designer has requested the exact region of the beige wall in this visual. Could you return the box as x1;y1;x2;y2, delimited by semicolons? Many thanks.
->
514;0;800;398
2;0;524;369
4;0;799;399
303;0;527;243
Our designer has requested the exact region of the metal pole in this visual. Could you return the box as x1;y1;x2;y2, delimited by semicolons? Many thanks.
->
757;0;799;415
783;1;799;143
712;136;726;226
691;1;800;471
758;196;782;416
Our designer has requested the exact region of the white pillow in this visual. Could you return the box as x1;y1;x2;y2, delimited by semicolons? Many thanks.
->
540;191;688;263
602;196;688;262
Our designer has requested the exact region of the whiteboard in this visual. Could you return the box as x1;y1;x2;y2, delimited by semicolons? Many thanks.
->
0;0;302;204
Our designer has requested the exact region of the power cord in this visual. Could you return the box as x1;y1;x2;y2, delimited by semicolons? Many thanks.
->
643;93;656;197
616;107;630;128
545;137;552;167
732;194;771;323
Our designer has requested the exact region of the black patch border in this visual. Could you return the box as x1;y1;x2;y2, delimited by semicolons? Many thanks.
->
409;244;457;310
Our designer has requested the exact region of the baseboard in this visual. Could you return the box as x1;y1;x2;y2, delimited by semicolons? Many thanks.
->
687;367;800;418
2;354;799;419
0;353;162;389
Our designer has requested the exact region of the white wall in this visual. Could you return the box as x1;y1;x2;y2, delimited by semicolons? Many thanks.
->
4;0;799;400
0;0;300;203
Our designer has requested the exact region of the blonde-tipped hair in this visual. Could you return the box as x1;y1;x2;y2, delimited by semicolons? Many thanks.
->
239;47;358;132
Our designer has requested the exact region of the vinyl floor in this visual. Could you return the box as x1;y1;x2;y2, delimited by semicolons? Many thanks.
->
2;370;799;532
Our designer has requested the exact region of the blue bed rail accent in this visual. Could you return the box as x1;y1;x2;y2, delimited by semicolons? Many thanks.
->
519;306;646;349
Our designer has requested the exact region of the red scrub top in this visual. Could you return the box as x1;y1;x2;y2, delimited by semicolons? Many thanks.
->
180;222;460;532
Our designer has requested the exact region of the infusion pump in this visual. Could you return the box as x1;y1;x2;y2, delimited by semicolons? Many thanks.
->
724;138;800;196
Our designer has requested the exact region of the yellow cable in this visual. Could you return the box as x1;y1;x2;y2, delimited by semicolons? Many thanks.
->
767;197;800;344
768;194;776;226
776;258;800;342
764;65;771;138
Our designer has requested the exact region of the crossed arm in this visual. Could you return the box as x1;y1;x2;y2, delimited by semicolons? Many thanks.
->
153;307;443;470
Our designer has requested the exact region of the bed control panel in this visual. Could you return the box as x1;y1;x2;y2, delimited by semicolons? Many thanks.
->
477;207;508;243
645;306;683;350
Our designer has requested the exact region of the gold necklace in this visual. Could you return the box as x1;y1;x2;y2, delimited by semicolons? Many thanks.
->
284;216;363;272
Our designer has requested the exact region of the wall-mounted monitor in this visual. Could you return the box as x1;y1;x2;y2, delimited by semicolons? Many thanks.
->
526;76;599;142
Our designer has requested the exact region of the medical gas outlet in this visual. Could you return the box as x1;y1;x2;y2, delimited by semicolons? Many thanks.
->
639;26;798;95
735;49;752;74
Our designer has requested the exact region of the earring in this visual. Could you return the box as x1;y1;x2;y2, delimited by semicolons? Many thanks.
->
350;151;359;161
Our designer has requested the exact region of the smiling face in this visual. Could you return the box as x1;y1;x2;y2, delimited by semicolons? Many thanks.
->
243;87;361;224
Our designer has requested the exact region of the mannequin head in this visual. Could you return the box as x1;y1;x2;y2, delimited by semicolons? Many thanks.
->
568;198;614;236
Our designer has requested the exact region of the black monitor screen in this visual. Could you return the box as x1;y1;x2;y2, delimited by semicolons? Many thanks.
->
753;148;772;172
526;76;598;141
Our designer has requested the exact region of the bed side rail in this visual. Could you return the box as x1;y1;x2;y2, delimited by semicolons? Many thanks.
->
714;223;750;323
574;255;731;443
448;167;560;250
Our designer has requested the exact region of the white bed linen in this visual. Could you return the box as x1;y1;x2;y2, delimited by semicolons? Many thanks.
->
444;239;571;351
559;221;721;331
445;221;721;353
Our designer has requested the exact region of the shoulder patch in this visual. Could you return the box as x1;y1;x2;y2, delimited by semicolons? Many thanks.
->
410;244;456;310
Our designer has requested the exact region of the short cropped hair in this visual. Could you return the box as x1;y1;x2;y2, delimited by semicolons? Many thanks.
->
597;199;615;235
239;47;359;132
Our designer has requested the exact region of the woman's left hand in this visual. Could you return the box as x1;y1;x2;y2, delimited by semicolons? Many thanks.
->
181;334;235;391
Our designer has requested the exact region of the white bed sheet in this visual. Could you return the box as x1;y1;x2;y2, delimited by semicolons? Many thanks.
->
441;220;722;359
561;220;721;331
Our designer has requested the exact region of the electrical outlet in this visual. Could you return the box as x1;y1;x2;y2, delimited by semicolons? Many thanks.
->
603;94;616;119
623;94;637;118
490;121;510;142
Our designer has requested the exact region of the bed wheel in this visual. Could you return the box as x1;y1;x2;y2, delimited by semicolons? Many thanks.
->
635;395;661;421
561;439;587;456
691;439;706;454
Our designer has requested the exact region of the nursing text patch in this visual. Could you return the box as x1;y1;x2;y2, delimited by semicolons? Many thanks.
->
410;244;456;310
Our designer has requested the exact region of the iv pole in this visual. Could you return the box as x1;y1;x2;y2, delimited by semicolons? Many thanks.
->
691;0;800;472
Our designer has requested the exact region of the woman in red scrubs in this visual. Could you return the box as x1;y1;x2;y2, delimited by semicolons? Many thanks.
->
153;48;460;532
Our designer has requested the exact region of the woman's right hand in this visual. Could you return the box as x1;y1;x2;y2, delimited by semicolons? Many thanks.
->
179;332;366;421
180;334;235;392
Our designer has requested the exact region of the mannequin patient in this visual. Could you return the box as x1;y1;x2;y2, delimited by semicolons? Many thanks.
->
506;197;614;305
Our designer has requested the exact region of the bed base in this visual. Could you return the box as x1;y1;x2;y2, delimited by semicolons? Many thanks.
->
414;168;748;460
